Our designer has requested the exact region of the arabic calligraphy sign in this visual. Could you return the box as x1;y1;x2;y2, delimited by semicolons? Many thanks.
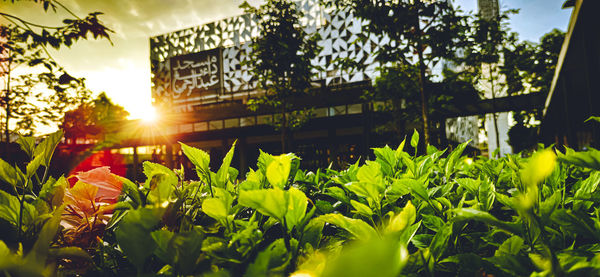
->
170;48;223;101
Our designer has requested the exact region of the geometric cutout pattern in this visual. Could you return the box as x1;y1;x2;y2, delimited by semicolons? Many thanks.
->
445;116;479;147
150;0;383;112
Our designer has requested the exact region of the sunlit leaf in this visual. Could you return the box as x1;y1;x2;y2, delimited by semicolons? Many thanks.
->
16;135;36;158
179;142;210;175
33;130;63;167
451;208;521;235
410;129;419;149
285;187;308;231
215;140;236;187
557;147;600;171
238;189;288;222
351;200;374;217
143;162;178;203
357;161;383;187
314;213;377;240
266;154;292;189
387;201;416;233
0;158;25;188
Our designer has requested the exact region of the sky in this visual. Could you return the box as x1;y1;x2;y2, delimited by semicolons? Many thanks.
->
1;0;572;131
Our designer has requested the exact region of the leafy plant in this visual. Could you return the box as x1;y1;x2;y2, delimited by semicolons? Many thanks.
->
4;130;600;276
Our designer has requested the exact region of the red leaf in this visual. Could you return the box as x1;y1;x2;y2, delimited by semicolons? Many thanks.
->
72;166;123;203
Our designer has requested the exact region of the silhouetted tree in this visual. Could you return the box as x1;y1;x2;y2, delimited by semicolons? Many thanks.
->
331;0;468;145
242;0;321;153
0;0;112;142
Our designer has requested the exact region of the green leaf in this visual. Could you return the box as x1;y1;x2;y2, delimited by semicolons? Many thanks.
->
403;178;429;202
48;246;91;261
373;145;397;176
551;209;600;240
351;200;374;217
429;223;453;260
451;208;521;235
26;154;44;179
422;214;445;232
266;154;292;189
238;189;288;222
170;230;206;275
455;178;479;196
257;150;275;175
24;205;64;271
357;161;384;189
16;135;36;158
321;236;408;277
557;147;600;172
396;138;406;156
0;158;25;188
143;162;178;203
540;191;561;219
314;213;377;240
113;175;142;206
202;188;233;224
0;190;37;229
345;181;383;205
300;220;324;249
38;176;66;209
585;116;600;123
387;201;416;233
325;186;349;204
215;140;236;187
410;129;419;149
115;207;164;270
33;130;63;167
151;230;175;264
244;238;294;277
285;187;308;231
478;179;495;211
386;178;411;202
240;168;263;191
179;142;210;175
203;198;230;223
495;236;524;256
444;140;469;177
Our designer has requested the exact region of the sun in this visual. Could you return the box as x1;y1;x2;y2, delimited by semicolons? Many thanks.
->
141;106;158;124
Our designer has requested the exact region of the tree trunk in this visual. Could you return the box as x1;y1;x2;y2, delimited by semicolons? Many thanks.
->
4;48;11;148
414;0;430;146
488;64;501;156
281;105;287;153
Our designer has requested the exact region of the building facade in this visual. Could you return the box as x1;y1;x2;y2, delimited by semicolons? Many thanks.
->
145;0;481;175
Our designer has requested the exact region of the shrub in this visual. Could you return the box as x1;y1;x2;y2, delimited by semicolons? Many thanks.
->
1;131;600;276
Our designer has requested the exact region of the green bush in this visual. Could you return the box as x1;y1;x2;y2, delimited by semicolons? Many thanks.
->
2;130;600;276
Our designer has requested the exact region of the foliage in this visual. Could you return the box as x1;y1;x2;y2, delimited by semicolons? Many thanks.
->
241;0;321;152
61;92;130;144
330;0;469;144
0;0;112;140
3;130;600;276
372;63;480;140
